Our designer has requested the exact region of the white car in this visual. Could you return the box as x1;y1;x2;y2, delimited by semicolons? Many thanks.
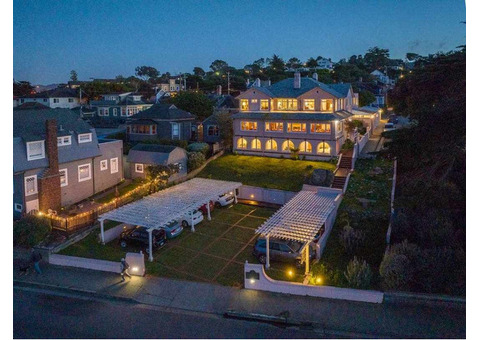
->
383;123;396;132
179;209;204;228
215;193;235;207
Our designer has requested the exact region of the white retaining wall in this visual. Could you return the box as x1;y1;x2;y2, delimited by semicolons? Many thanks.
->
97;223;134;244
49;254;121;273
237;185;297;205
244;262;384;303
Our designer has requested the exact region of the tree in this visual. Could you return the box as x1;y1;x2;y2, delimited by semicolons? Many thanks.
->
216;111;233;150
135;66;160;82
145;164;173;192
169;91;214;121
13;80;34;96
209;60;228;73
70;70;78;81
286;57;301;69
193;67;205;77
344;257;372;289
305;57;318;68
358;90;376;107
268;54;285;72
364;46;390;71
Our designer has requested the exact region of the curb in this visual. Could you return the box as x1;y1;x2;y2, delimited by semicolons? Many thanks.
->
13;279;137;304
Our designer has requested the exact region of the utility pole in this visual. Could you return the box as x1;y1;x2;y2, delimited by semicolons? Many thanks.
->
227;71;230;95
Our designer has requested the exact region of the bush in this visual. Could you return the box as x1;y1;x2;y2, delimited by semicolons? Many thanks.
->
13;215;51;247
342;139;354;150
344;257;372;289
379;240;420;290
187;151;206;172
187;142;210;157
339;225;365;254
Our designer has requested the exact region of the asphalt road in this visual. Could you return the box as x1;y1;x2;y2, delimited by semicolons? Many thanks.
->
13;287;325;339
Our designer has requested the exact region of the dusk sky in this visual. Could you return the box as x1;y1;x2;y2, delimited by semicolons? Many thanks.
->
13;0;466;84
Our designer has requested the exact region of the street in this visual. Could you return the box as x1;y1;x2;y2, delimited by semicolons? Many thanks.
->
13;287;324;339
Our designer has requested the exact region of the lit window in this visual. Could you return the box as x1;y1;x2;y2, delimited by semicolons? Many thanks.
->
321;99;334;112
135;163;144;173
251;99;258;103
265;139;278;151
282;140;295;152
207;125;219;136
265;122;283;132
299;141;312;153
241;121;257;131
78;164;92;182
317;142;331;154
59;169;68;187
24;175;38;196
110;158;119;174
100;160;108;171
260;100;269;110
26;141;45;161
251;138;261;150
303;99;315;110
57;136;72;146
237;138;247;149
287;123;306;133
78;133;92;143
310;123;331;134
241;99;249;110
277;99;298;110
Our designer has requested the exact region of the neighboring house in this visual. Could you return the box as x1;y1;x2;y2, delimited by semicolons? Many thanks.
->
126;103;195;142
351;106;381;131
13;96;19;108
370;70;395;86
358;82;389;108
153;76;186;97
13;109;123;219
90;92;153;119
201;113;222;144
15;102;50;110
233;72;358;160
18;88;81;109
126;144;187;182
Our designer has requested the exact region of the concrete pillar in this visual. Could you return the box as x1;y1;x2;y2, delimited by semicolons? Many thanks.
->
148;229;153;262
206;201;211;221
234;190;238;204
191;212;195;232
266;235;270;269
100;219;105;245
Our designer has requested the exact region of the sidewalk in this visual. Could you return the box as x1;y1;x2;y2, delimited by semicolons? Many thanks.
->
13;257;465;338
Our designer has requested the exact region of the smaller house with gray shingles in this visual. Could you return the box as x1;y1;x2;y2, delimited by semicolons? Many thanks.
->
126;144;187;182
90;92;153;119
126;104;195;142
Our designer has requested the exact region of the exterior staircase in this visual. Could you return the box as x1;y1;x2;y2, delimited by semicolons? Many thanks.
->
331;153;354;190
338;156;353;170
331;176;347;189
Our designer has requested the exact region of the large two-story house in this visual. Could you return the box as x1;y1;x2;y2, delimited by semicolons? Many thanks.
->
126;103;196;142
233;72;358;160
90;92;153;119
18;88;81;109
13;109;124;219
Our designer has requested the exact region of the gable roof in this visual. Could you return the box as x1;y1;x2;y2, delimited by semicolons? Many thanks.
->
15;102;50;110
22;87;79;99
132;103;195;121
126;144;185;165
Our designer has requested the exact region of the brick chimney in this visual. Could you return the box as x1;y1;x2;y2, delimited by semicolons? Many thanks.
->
294;72;301;89
38;119;61;212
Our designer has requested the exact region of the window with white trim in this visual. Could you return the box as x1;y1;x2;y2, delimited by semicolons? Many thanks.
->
14;203;23;212
57;136;72;146
135;163;144;173
78;133;92;143
110;158;118;174
53;98;59;103
59;169;68;187
26;141;45;161
68;98;74;103
78;164;92;182
172;123;180;139
24;175;38;196
113;108;117;116
100;160;108;171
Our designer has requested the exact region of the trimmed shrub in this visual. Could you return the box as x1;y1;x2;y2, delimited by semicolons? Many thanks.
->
187;142;210;156
13;215;51;247
187;151;206;172
344;257;372;289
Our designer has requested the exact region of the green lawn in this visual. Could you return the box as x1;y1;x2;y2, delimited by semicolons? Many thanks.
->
95;179;147;204
313;158;393;289
196;154;336;192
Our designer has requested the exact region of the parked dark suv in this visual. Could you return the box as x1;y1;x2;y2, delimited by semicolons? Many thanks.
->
253;238;315;268
119;226;166;254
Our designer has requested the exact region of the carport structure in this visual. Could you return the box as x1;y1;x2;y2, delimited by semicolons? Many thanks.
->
255;190;341;275
99;178;242;261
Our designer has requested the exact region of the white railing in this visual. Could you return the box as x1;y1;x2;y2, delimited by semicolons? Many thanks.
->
334;153;343;174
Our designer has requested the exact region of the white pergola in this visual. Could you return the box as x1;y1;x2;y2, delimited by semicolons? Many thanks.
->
99;178;242;261
256;190;340;274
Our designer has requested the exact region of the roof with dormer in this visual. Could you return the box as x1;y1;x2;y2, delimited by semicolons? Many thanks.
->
132;103;195;121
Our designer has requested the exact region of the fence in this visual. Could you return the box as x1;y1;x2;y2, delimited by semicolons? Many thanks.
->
385;157;398;248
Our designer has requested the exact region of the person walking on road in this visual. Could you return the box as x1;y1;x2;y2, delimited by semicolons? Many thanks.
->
30;248;42;275
120;258;131;281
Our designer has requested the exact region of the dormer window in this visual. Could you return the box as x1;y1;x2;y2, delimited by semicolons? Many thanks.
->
240;99;249;110
78;133;92;143
303;99;315;110
57;136;72;146
26;141;45;161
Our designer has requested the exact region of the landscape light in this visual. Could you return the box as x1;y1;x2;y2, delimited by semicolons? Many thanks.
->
250;194;254;198
316;277;323;284
287;270;293;277
132;267;139;272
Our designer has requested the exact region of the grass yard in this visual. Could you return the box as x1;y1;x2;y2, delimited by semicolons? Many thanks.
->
312;158;393;289
59;203;302;287
196;154;336;192
95;179;147;204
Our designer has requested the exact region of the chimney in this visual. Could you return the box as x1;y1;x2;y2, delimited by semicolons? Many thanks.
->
254;78;261;87
294;72;301;89
216;85;222;95
266;79;271;86
312;73;318;81
45;119;59;174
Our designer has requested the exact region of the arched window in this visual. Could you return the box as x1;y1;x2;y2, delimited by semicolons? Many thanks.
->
299;141;312;153
251;138;261;150
282;140;295;152
265;139;278;151
237;138;247;149
317;142;331;154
